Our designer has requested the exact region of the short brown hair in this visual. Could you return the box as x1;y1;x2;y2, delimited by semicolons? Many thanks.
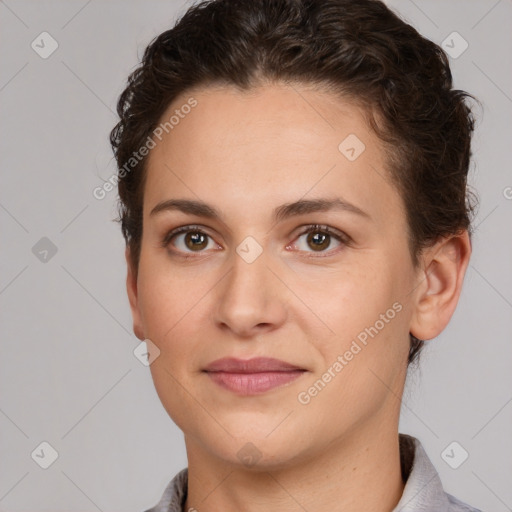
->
110;0;477;364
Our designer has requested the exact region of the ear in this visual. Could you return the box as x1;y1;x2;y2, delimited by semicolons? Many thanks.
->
409;230;471;341
126;247;145;340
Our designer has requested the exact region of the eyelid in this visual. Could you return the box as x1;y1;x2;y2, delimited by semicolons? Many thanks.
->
287;224;352;255
293;224;351;243
160;224;219;249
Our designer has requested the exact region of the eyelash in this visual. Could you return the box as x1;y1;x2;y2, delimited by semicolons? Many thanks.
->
161;224;351;258
289;224;351;257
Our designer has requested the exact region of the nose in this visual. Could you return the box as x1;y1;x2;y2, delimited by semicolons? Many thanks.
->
212;246;288;339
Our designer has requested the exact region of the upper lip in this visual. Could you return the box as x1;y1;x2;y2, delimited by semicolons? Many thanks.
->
203;357;305;373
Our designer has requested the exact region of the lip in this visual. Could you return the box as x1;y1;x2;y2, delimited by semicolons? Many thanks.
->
203;357;307;395
203;357;304;373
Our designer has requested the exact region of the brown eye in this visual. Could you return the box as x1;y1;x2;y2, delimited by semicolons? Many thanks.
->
306;231;331;251
184;231;209;251
289;225;348;256
163;226;219;255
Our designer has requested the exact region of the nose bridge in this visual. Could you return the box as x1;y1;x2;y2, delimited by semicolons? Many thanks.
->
213;240;287;335
230;253;267;295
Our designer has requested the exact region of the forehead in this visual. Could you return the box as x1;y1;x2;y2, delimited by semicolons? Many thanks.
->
143;83;404;228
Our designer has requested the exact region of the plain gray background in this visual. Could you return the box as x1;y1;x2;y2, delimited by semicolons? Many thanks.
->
1;0;511;510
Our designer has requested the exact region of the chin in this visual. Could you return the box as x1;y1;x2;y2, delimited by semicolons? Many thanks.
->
200;426;311;470
218;441;306;472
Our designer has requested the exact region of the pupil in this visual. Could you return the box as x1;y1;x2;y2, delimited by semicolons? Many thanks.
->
308;232;329;251
186;232;207;250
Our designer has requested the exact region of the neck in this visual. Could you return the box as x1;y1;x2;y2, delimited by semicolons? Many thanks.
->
183;420;405;512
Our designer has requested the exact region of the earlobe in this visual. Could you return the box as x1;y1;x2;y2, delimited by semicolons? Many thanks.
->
125;247;145;340
409;231;471;341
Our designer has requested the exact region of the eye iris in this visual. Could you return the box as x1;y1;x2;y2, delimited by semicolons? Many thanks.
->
307;231;330;251
185;232;208;251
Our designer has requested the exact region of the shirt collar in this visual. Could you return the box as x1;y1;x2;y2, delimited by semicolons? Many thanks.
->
393;433;452;511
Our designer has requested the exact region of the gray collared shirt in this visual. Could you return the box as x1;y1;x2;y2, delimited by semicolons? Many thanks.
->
144;434;482;512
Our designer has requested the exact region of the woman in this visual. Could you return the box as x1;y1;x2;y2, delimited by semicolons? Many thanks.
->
110;0;482;510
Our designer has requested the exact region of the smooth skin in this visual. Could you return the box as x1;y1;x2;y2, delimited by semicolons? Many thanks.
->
126;82;471;512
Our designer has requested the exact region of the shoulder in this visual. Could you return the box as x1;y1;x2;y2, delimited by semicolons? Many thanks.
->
142;467;188;512
446;492;484;512
394;434;483;512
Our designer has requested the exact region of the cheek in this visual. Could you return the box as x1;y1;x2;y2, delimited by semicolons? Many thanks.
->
136;251;204;340
135;259;206;411
295;277;409;434
297;259;410;392
291;259;401;341
137;264;205;429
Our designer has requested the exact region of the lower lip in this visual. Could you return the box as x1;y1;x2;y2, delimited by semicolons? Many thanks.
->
205;370;306;395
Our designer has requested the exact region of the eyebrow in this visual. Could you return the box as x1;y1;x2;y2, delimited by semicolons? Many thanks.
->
150;197;371;222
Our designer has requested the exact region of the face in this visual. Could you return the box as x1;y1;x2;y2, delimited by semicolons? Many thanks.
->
127;83;425;469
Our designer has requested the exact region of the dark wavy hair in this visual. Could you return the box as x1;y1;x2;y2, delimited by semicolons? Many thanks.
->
110;0;477;365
